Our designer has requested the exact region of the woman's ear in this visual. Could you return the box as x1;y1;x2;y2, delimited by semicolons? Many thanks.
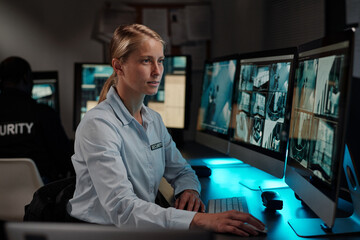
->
112;58;123;75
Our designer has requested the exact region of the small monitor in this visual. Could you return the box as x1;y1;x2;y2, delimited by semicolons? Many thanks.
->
146;55;191;130
73;63;113;130
32;71;59;112
228;48;297;190
195;55;239;154
285;30;356;237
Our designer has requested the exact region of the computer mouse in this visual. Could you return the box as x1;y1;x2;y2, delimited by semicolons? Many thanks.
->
191;165;211;177
244;223;268;234
261;190;283;210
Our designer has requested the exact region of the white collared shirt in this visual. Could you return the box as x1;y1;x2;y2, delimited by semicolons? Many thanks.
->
68;87;200;229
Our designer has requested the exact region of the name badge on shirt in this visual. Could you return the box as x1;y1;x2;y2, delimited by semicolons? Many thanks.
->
150;142;163;151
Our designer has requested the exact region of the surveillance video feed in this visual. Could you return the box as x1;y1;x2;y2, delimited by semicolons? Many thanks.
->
289;54;346;183
233;61;291;153
198;59;237;135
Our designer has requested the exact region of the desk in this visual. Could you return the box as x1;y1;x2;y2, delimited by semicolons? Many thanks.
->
182;143;359;240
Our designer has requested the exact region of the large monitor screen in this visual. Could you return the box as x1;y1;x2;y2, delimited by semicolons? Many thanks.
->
228;48;296;189
232;53;294;153
146;55;191;129
195;55;239;154
285;30;354;236
32;71;59;112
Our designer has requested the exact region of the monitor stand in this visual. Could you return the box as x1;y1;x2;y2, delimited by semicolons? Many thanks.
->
288;144;360;237
237;166;288;191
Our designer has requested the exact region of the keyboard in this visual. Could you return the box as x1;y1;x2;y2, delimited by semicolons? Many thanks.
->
207;197;249;213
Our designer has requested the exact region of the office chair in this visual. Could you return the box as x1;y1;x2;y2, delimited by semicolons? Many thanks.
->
24;176;76;222
22;177;174;222
0;158;44;221
158;177;175;207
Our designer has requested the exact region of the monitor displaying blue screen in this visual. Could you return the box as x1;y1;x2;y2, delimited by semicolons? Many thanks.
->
197;56;238;136
73;63;113;129
32;71;59;112
80;64;113;117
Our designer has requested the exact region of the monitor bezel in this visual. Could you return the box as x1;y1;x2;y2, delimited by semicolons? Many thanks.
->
228;47;297;178
285;30;354;228
195;54;240;154
32;71;60;113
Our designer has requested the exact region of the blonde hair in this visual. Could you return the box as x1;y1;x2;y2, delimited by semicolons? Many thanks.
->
98;24;165;103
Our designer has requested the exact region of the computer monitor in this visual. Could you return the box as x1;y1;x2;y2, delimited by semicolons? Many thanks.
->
285;30;358;237
73;63;113;130
32;71;59;112
5;222;213;240
195;55;239;154
73;57;191;132
228;48;297;190
146;55;191;130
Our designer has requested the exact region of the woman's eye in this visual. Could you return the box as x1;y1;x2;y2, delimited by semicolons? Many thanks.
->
142;59;150;64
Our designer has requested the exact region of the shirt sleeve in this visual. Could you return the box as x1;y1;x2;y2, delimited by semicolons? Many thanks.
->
75;115;196;229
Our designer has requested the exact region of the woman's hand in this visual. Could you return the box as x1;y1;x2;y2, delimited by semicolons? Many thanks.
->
190;210;266;237
175;189;205;212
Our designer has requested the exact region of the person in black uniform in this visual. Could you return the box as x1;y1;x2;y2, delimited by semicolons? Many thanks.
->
0;56;74;183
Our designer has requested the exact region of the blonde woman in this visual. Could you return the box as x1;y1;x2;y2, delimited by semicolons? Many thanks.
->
67;24;264;237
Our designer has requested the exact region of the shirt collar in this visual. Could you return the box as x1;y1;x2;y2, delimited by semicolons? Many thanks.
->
106;86;153;127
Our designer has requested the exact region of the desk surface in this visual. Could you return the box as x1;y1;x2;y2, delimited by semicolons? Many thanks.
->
182;142;359;240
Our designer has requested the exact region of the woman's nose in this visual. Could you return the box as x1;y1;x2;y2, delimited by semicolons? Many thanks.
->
152;63;162;76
